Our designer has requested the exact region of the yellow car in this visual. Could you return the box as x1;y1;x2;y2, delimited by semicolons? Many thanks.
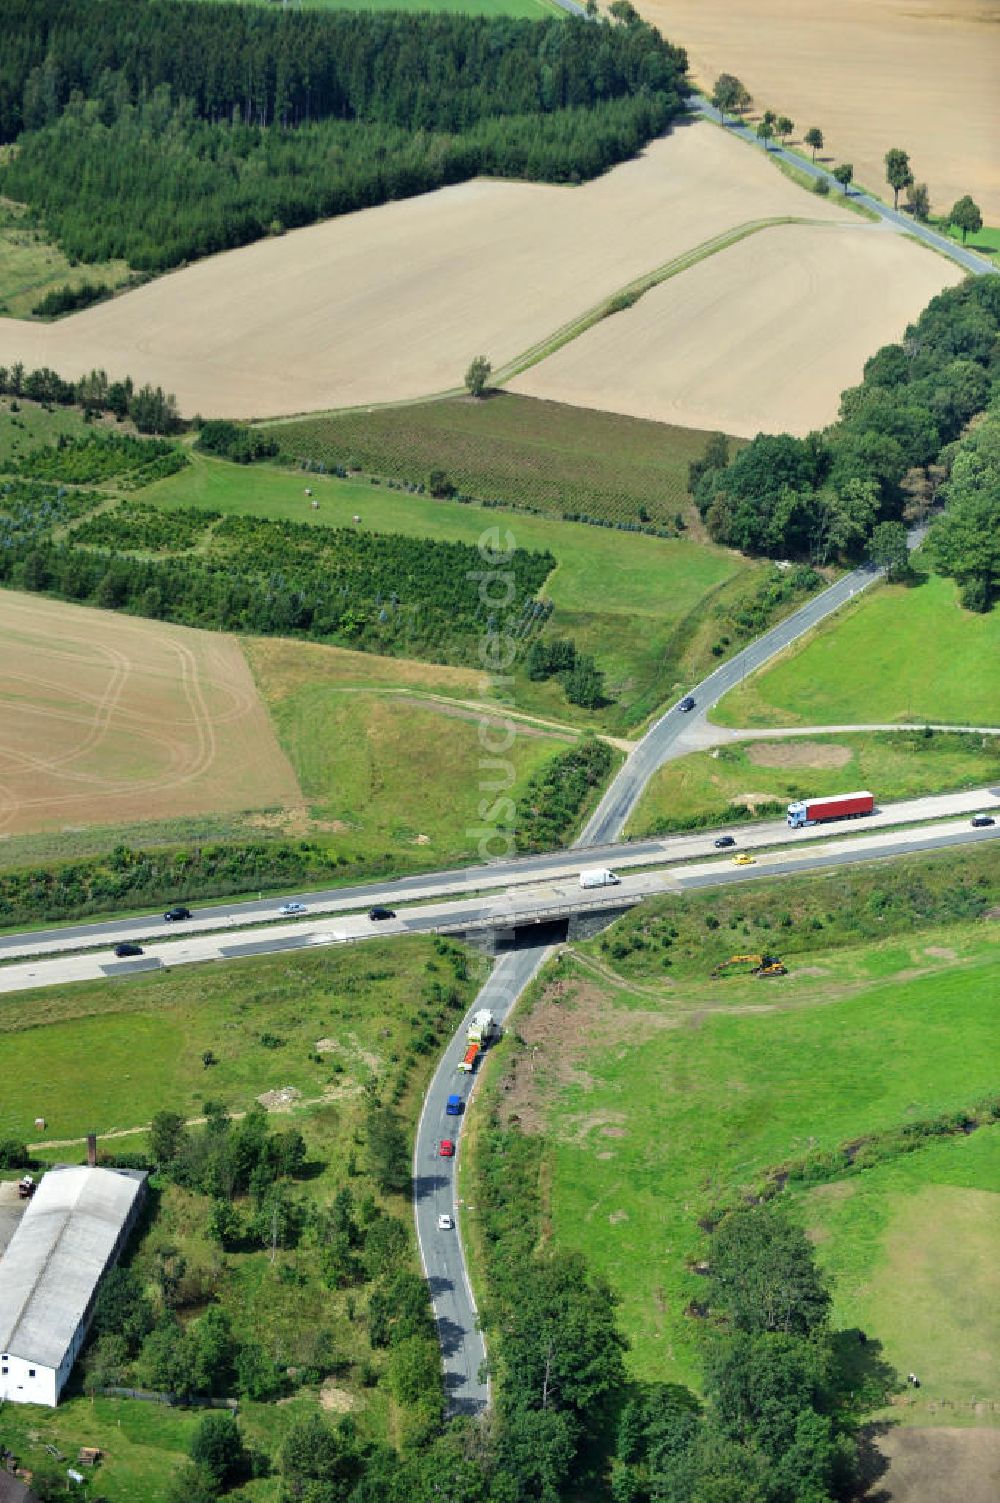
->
732;853;756;866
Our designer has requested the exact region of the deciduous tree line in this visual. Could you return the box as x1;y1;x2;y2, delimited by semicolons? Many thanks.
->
691;275;1000;607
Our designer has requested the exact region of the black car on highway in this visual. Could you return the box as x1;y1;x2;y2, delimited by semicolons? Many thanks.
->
678;695;696;712
164;905;192;921
970;813;995;827
369;906;396;921
713;835;736;849
114;942;144;958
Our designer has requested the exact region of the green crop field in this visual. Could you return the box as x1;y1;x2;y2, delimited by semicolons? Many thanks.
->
626;729;1000;836
799;1125;1000;1424
0;935;481;1498
263;394;724;531
471;847;1000;1388
715;571;1000;729
146;451;759;732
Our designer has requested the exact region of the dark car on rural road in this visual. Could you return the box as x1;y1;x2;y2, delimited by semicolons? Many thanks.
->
678;695;696;712
369;906;396;921
970;813;995;827
164;905;192;921
113;942;144;958
714;835;736;849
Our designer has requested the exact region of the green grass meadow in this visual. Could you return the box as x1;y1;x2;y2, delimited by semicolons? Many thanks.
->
146;450;758;731
626;729;1000;835
263;393;722;530
521;921;999;1389
0;391;96;465
799;1125;1000;1424
715;571;1000;729
0;936;466;1141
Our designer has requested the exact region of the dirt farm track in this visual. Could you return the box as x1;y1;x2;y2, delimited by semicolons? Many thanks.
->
0;591;300;836
0;124;960;429
642;0;1000;223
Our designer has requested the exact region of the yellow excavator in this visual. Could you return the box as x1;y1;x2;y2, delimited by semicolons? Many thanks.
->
710;953;787;979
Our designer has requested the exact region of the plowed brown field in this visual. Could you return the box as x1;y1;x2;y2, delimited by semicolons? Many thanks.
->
511;221;963;435
0;125;847;419
639;0;1000;222
0;590;301;835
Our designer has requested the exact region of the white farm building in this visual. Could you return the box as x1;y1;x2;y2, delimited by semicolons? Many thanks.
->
0;1165;146;1407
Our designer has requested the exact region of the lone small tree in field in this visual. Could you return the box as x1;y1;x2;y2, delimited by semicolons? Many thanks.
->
776;115;794;145
884;147;913;210
949;194;983;244
804;126;824;161
712;74;752;123
464;355;492;399
906;182;931;222
832;162;854;193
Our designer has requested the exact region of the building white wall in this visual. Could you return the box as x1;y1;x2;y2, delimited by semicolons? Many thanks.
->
0;1352;57;1407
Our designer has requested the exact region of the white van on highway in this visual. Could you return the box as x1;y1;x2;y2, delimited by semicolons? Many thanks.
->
579;867;620;889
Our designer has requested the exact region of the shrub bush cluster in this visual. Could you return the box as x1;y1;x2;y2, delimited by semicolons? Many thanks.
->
31;279;113;318
0;362;179;433
515;736;614;852
11;431;187;486
195;420;278;465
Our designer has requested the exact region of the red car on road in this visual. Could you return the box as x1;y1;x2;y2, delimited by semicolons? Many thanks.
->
439;1140;455;1158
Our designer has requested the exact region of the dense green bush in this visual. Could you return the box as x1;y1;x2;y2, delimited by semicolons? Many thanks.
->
515;736;614;852
11;432;186;486
195;421;278;465
31;280;113;318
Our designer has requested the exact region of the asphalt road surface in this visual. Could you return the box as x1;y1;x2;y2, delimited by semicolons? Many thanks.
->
687;95;998;278
577;557;887;845
413;942;550;1414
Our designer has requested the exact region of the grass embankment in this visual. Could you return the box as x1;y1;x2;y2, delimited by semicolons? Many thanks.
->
0;936;485;1500
715;571;1000;729
464;846;1000;1395
0;391;96;465
0;198;131;320
626;729;1000;836
145;449;770;733
260;393;719;532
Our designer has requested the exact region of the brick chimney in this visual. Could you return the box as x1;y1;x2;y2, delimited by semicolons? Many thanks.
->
86;1132;98;1167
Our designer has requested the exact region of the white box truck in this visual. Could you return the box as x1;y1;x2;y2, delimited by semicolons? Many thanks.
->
579;868;620;889
468;1009;499;1045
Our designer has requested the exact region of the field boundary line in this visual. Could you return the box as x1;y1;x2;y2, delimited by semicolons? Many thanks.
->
253;217;821;428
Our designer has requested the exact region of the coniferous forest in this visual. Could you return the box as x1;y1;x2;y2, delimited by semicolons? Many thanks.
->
0;0;688;273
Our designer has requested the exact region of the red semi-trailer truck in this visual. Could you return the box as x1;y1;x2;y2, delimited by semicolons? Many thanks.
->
786;790;875;828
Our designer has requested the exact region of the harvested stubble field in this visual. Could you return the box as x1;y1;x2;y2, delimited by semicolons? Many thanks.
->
0;588;300;835
0;124;852;420
512;221;963;436
639;0;1000;222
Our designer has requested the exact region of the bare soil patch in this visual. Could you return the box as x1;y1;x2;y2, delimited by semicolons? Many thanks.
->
872;1426;1000;1503
0;126;846;419
924;946;957;960
0;588;300;836
746;740;852;770
637;0;1000;221
511;223;962;437
498;976;676;1135
319;1382;357;1414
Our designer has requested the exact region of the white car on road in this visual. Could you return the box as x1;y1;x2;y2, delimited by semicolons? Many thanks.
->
437;1213;454;1231
278;901;307;916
